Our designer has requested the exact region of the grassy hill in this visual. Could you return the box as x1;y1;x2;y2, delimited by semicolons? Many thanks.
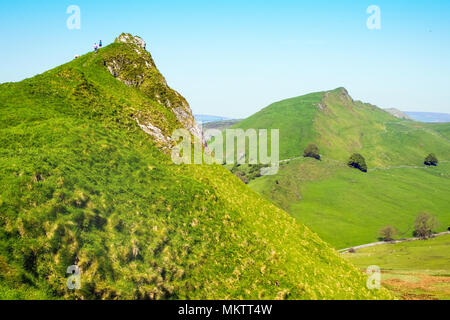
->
232;88;450;248
234;88;450;167
0;34;391;299
344;234;450;300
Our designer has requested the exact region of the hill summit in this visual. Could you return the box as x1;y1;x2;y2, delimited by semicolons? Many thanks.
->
0;35;393;299
234;87;450;167
103;33;203;148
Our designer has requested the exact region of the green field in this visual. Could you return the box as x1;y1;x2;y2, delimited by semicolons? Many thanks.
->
0;34;392;300
344;234;450;300
250;158;450;248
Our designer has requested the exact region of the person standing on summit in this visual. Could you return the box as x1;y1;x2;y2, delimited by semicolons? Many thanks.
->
94;43;98;53
99;40;102;48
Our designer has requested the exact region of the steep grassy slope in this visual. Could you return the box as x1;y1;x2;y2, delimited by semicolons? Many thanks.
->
233;89;450;248
344;234;450;300
234;92;321;161
0;35;391;299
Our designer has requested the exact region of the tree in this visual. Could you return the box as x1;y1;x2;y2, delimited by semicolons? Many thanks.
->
413;212;439;239
379;225;397;241
424;153;438;166
303;143;321;160
347;153;368;172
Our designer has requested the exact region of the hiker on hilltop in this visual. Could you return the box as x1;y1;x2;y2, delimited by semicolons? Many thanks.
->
94;43;98;53
99;40;102;48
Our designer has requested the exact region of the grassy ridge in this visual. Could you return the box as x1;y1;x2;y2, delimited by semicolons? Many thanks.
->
235;88;450;166
0;39;392;299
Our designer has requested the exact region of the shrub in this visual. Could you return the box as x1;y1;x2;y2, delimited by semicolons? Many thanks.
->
303;143;321;160
413;212;439;238
347;153;368;172
379;225;397;241
424;153;438;166
233;171;249;184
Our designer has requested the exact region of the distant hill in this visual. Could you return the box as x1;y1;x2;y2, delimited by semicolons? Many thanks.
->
200;119;242;140
194;114;230;124
384;108;412;120
405;112;450;123
234;87;450;167
233;88;450;248
0;36;391;299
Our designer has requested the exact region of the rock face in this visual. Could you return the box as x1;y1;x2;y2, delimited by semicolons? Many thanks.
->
106;33;204;148
115;33;147;50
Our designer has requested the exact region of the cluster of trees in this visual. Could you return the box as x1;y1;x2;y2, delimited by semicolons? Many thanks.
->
303;144;439;173
303;144;368;173
378;212;440;241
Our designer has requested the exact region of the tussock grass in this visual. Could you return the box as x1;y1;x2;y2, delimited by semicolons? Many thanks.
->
0;41;392;299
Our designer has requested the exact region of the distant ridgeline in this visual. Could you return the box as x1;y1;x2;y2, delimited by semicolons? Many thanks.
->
0;34;392;299
385;108;450;123
194;114;231;124
405;112;450;123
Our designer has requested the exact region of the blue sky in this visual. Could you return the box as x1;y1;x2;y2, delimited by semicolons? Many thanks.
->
1;0;449;118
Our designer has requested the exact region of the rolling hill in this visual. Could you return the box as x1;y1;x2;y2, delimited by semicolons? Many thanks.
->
234;88;450;167
232;88;450;248
0;34;391;299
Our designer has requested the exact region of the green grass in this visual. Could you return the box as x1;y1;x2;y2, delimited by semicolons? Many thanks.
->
232;92;321;160
344;234;450;274
423;122;450;141
0;35;392;300
250;158;450;249
344;235;450;300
